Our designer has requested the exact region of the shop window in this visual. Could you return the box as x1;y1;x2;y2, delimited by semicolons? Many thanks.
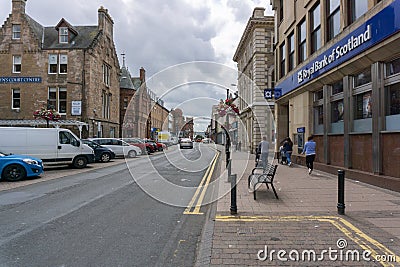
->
13;55;21;73
332;100;344;122
314;90;323;101
314;105;324;134
327;0;340;42
386;58;400;76
298;18;307;64
310;2;321;54
332;80;343;95
354;69;371;87
12;89;20;109
386;84;400;130
12;24;21;39
355;92;372;119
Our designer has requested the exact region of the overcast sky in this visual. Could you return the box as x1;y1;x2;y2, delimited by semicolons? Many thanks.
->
0;0;274;131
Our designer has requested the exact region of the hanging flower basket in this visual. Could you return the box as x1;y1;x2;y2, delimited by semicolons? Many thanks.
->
33;108;61;121
217;98;239;117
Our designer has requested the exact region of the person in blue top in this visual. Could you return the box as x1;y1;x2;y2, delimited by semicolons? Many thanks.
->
302;135;316;175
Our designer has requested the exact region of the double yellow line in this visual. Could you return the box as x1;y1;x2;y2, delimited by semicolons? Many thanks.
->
184;151;220;215
216;215;400;266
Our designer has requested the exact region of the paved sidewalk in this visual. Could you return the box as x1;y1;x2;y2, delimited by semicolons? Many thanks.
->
208;149;400;266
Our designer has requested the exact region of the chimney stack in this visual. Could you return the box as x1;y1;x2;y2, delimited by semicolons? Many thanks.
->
140;67;146;83
98;6;114;36
12;0;26;15
253;7;265;18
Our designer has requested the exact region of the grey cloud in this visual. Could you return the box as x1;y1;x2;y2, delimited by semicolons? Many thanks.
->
226;0;253;22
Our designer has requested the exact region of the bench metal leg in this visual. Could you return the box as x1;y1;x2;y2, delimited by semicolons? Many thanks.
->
253;184;257;200
271;184;279;199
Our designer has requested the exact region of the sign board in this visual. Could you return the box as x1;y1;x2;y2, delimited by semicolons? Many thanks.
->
0;77;42;83
71;101;82;116
264;88;282;99
297;127;305;133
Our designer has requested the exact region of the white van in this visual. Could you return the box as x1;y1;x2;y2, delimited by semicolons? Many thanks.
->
0;127;95;168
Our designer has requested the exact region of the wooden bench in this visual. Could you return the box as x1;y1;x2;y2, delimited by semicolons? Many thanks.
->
248;164;278;200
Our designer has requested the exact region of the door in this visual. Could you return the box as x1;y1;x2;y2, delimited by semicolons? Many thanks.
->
58;130;81;160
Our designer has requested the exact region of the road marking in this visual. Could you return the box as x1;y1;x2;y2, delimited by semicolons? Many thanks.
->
215;215;399;266
184;151;219;215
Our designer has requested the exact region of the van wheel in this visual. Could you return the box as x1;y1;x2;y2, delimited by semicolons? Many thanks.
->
100;152;111;162
128;150;137;158
73;156;88;168
2;164;27;182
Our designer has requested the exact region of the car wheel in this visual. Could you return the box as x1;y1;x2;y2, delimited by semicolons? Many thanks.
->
146;147;152;154
2;164;27;182
128;150;137;158
73;156;88;168
100;152;111;162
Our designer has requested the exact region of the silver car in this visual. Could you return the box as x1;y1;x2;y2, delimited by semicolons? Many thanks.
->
179;138;193;149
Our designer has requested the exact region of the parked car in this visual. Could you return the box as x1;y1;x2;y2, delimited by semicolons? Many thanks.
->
81;139;116;162
122;138;148;154
89;138;142;158
0;152;44;182
143;139;158;152
180;138;193;149
0;127;94;169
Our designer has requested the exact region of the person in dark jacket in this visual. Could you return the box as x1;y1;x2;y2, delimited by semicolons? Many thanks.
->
283;137;293;166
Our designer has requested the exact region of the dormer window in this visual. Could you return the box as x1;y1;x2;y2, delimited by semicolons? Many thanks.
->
59;27;68;43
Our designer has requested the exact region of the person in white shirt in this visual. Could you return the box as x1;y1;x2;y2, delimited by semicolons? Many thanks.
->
259;136;270;169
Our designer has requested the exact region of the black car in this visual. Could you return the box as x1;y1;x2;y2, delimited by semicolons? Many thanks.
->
82;139;116;162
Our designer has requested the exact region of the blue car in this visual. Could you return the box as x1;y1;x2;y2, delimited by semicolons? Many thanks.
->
0;152;44;182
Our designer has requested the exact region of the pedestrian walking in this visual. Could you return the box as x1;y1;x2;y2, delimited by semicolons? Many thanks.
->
259;136;270;169
282;137;293;166
302;135;316;175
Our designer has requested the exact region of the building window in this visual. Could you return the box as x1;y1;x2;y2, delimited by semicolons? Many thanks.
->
348;0;368;25
12;89;20;109
59;27;68;43
387;84;400;116
288;32;295;72
355;92;372;119
354;69;372;87
48;87;67;114
59;54;68;74
12;24;21;39
386;58;400;76
310;2;321;54
102;91;110;119
314;105;324;125
332;100;344;122
49;54;58;74
279;0;284;22
327;0;340;42
13;55;21;73
103;63;111;86
332;80;343;95
279;42;286;78
123;97;128;109
298;19;307;64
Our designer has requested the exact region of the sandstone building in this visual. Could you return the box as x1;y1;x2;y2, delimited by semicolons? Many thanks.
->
0;0;120;138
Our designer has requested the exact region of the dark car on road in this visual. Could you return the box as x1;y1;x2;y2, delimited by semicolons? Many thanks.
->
82;139;116;162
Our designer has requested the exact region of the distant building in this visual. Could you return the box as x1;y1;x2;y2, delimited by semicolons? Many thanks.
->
0;0;120;138
271;0;400;183
233;7;275;153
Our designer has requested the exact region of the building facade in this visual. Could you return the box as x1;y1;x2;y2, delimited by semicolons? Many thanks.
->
271;0;400;187
0;0;120;138
233;7;275;153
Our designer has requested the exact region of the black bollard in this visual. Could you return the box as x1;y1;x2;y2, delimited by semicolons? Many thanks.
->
230;174;237;215
337;170;345;215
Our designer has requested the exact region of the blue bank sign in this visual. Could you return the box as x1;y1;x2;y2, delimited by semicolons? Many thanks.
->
0;77;42;83
277;0;400;97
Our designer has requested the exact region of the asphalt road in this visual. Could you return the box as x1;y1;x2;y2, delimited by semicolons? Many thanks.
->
0;144;219;267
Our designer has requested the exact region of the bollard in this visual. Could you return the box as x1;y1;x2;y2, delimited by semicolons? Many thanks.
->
230;174;237;215
337;170;345;215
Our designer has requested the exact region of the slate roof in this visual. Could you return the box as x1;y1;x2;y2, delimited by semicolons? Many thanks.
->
120;67;134;89
24;14;100;50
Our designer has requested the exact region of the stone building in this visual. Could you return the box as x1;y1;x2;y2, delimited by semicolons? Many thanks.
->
233;7;275;153
0;0;120;138
271;0;400;187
